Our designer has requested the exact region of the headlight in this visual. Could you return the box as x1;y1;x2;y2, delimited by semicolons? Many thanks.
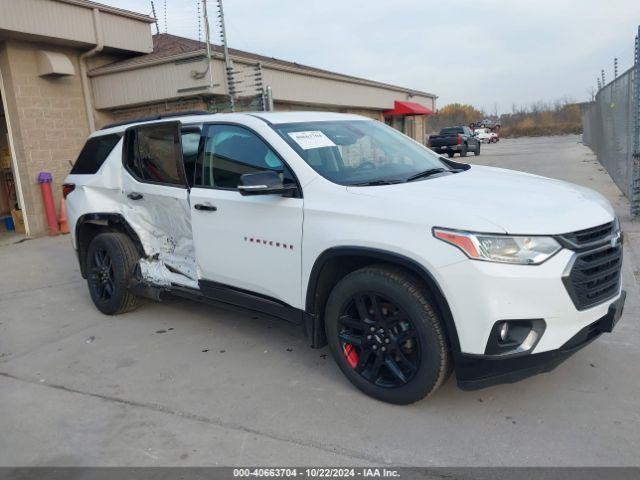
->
433;228;561;265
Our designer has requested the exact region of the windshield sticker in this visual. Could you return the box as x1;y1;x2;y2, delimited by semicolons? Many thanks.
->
287;131;336;150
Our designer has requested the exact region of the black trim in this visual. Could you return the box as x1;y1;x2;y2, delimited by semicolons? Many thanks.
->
456;291;626;391
556;221;616;251
439;157;471;171
561;243;622;311
100;110;211;130
198;279;303;324
305;246;463;358
483;319;546;356
180;125;204;188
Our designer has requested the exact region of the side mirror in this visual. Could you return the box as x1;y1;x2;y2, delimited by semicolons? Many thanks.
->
238;170;298;196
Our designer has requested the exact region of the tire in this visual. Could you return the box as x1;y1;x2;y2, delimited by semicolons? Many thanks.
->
460;144;468;157
86;232;143;315
324;265;452;404
474;142;481;156
447;152;454;158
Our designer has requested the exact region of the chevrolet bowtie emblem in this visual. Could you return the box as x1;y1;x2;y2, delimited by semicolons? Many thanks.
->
611;231;621;247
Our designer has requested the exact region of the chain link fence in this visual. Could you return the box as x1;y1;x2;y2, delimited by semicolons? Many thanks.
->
581;27;640;218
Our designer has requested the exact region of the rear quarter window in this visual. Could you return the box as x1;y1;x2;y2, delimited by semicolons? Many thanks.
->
70;134;122;174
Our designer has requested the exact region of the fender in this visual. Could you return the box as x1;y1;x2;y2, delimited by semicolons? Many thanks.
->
305;246;463;360
75;213;146;277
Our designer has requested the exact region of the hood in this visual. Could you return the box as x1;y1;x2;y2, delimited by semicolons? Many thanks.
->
346;165;615;235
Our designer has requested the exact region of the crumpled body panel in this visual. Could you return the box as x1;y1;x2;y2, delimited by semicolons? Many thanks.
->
65;138;199;290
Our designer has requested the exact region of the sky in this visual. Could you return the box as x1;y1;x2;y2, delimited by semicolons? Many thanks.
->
108;0;640;114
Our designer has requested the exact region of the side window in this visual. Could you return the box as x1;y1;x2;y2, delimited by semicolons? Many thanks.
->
70;134;121;174
125;123;185;186
181;129;202;187
200;124;294;189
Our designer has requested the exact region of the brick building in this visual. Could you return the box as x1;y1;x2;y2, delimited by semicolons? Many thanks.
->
0;0;436;237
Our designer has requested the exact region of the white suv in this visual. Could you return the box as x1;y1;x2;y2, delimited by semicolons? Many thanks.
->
64;111;626;404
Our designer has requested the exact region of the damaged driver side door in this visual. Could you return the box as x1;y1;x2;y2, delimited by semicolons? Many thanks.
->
121;122;197;288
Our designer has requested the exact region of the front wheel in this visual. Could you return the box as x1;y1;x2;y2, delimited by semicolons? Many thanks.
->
460;144;468;157
325;265;452;404
474;142;481;155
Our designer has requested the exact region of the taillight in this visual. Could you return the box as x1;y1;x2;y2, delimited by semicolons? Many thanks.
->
457;134;462;145
62;183;75;199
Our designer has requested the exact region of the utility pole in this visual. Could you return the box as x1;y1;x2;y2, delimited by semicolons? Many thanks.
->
202;0;214;89
217;0;235;112
150;1;160;35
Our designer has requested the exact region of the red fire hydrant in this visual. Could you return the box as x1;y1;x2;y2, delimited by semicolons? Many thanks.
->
38;172;60;236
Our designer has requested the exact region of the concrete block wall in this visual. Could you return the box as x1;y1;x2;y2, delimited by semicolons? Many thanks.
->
107;98;209;125
0;40;90;236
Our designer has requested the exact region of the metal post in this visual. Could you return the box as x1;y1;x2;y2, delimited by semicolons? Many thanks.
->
150;1;160;35
601;69;606;87
217;0;235;112
614;57;618;79
202;0;214;89
266;85;274;111
597;78;602;91
631;27;640;217
255;62;267;111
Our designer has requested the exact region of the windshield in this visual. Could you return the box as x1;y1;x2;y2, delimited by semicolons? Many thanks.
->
273;120;452;185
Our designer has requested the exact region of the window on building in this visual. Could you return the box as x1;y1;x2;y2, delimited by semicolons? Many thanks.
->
125;123;184;186
199;124;294;189
70;134;121;174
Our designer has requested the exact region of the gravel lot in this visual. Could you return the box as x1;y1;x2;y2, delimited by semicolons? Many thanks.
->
1;135;639;467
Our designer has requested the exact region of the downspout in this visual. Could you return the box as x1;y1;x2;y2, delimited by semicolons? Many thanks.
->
79;8;103;133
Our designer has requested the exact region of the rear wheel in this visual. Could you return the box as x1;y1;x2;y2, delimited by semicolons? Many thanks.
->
325;265;452;404
86;232;142;315
447;152;455;158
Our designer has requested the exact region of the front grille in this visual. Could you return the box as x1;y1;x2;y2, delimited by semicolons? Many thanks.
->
560;221;614;248
563;244;622;310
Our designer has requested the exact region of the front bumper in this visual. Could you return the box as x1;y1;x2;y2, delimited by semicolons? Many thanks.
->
455;290;626;390
435;248;622;354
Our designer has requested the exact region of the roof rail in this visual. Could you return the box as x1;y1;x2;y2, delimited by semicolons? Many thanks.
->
100;110;212;130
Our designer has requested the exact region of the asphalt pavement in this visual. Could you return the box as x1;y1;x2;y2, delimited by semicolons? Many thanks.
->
1;135;638;466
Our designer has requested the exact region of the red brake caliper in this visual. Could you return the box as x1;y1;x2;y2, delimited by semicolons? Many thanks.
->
343;343;359;369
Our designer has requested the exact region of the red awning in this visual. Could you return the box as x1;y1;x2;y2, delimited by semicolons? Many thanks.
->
383;100;434;116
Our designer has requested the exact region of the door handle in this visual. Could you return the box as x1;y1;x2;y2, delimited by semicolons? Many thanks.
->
127;192;143;200
194;203;217;212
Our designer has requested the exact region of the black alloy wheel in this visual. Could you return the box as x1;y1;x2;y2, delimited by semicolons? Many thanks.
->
325;265;452;404
337;292;420;388
89;247;115;301
86;232;142;315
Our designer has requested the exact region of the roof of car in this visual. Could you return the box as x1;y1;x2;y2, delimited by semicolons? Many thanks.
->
95;111;370;136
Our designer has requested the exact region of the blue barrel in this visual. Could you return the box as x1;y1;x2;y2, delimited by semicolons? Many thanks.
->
4;216;15;231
